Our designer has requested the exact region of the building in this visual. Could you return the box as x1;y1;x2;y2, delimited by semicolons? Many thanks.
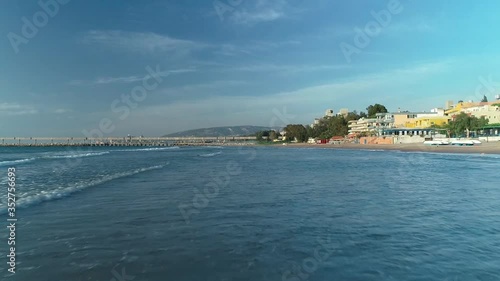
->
463;104;500;123
445;100;454;110
444;101;500;123
444;101;480;115
481;124;500;136
311;108;336;128
347;118;377;137
359;136;394;145
389;111;445;128
325;109;334;117
311;118;321;128
375;113;395;128
375;110;447;137
380;128;436;137
338;108;349;117
431;108;446;115
404;116;450;128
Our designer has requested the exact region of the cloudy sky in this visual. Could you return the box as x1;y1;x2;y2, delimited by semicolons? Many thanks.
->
2;0;500;137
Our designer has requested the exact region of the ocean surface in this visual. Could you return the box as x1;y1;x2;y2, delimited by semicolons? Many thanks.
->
0;146;499;281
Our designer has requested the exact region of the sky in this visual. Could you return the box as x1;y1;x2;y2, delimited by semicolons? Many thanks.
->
2;0;500;137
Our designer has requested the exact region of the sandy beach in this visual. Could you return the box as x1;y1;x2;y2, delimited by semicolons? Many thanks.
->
278;141;500;154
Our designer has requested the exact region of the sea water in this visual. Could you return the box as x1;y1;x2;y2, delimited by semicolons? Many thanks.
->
0;146;499;281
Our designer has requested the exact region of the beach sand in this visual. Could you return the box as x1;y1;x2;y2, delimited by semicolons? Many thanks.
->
279;141;500;154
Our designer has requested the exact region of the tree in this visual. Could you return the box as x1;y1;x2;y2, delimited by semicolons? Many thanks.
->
366;104;388;117
305;125;315;139
255;131;266;141
255;130;273;141
346;112;361;122
447;113;488;137
284;124;308;142
285;109;372;141
481;95;488;102
269;130;278;140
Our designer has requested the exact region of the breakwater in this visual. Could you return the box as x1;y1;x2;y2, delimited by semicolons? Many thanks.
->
0;136;257;147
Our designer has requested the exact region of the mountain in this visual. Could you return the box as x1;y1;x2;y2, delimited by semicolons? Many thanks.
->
163;126;279;137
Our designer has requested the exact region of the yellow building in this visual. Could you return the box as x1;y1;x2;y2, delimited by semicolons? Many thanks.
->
404;116;450;128
393;113;418;127
444;101;479;115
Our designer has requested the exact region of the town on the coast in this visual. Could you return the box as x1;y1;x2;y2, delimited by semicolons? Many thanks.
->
260;95;500;146
2;96;500;147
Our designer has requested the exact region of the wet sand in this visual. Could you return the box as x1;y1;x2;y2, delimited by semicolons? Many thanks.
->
279;142;500;154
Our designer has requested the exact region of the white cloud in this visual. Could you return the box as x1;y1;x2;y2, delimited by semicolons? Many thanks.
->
226;63;350;74
53;109;72;114
82;30;209;54
69;68;196;86
385;21;434;34
229;0;290;25
317;18;434;40
0;103;38;115
213;40;300;57
175;80;248;91
81;30;300;62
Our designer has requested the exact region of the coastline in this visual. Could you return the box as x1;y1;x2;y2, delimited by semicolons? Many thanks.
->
3;141;500;155
277;142;500;154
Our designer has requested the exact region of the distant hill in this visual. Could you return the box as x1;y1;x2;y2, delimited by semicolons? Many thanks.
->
163;126;279;137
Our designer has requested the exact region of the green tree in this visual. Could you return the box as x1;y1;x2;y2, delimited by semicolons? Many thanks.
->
309;115;350;139
269;130;278;140
366;104;388;117
284;124;308;142
346;112;361;122
447;113;488;137
481;95;488;102
305;125;315;139
292;109;372;140
255;130;272;141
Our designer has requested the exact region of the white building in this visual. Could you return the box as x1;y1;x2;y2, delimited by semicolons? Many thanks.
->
338;108;349;117
464;104;500;123
430;108;446;116
348;118;377;136
325;109;334;117
311;118;321;128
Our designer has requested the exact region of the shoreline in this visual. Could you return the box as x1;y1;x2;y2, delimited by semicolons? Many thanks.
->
2;141;500;155
278;142;500;155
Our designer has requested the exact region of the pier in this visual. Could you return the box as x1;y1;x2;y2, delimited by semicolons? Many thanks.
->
0;136;257;147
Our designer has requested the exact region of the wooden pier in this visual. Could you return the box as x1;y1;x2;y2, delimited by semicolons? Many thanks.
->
0;136;257;147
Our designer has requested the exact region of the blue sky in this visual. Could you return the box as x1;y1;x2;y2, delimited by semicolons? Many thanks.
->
2;0;500;137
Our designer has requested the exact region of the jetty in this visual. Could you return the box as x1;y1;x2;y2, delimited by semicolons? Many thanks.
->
0;136;257;147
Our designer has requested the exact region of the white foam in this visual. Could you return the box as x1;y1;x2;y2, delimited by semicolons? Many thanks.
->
0;158;37;167
199;151;222;157
0;151;111;167
46;151;110;159
115;147;180;152
0;163;168;213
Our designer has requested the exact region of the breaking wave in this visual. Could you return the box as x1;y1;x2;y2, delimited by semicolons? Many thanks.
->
0;158;37;167
115;147;180;152
44;152;110;159
198;151;222;157
0;163;168;213
0;152;110;167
